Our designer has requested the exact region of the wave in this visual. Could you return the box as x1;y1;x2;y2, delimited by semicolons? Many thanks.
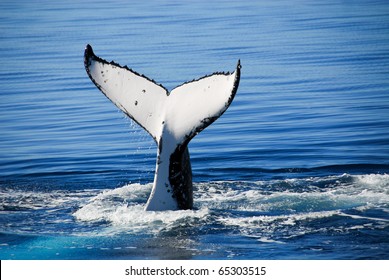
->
72;173;389;237
1;173;388;241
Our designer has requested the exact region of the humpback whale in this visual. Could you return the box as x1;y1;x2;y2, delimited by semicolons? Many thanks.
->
84;44;240;211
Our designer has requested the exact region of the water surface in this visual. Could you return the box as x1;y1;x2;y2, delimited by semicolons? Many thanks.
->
1;0;389;259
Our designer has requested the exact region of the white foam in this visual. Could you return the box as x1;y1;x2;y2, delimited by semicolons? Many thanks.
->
338;212;389;222
198;174;389;212
354;174;389;191
73;183;209;234
71;174;389;237
257;237;285;244
218;210;340;228
0;188;91;211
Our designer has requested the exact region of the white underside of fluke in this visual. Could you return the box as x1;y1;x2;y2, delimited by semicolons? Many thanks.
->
84;44;240;211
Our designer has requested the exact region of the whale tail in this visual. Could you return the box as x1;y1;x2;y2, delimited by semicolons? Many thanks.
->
84;44;240;210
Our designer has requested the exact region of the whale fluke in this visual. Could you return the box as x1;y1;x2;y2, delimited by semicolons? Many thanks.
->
84;44;240;211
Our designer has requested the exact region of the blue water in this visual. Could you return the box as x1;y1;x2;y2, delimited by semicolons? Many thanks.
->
1;0;389;260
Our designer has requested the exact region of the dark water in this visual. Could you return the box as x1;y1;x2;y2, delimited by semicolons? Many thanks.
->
1;0;389;259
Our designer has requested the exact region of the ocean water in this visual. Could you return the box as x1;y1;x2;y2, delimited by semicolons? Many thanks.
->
1;0;389;260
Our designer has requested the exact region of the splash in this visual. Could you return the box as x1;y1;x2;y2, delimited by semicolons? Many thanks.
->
72;173;389;239
1;173;387;239
73;184;209;235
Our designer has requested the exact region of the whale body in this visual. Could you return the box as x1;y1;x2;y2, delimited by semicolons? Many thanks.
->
84;44;240;211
